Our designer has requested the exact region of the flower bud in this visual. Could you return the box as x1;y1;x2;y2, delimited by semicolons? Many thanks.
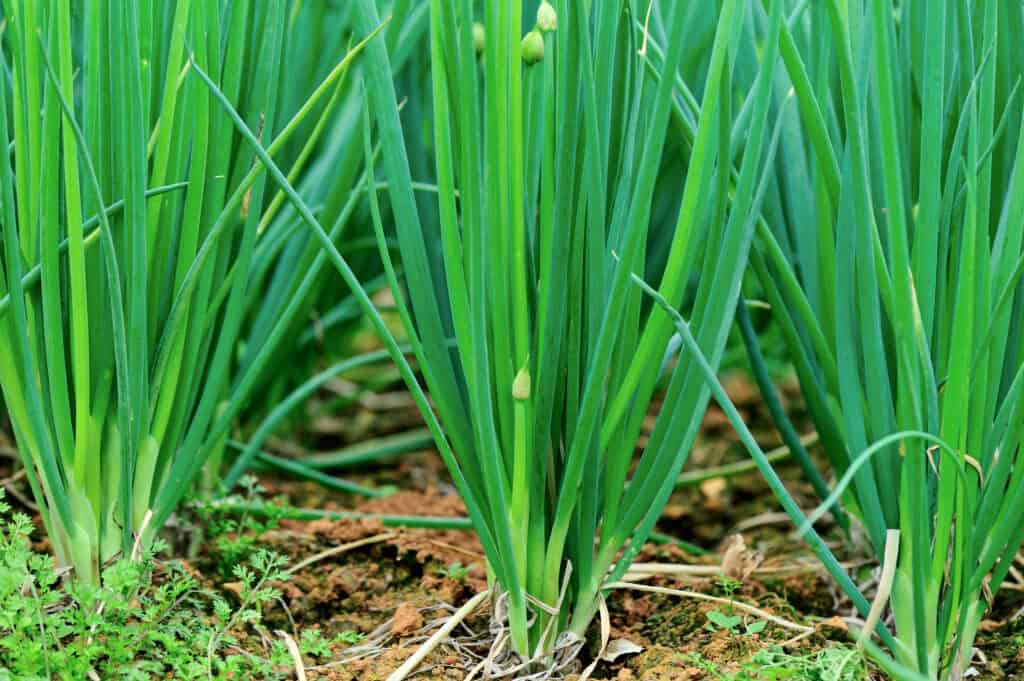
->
521;30;544;65
536;2;557;33
512;367;532;401
472;22;486;55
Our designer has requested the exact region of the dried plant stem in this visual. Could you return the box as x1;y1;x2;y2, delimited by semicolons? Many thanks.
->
386;591;491;681
605;581;813;634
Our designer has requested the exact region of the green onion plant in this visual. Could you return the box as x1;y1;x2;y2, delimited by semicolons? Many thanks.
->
216;2;442;497
360;0;786;660
0;0;386;584
231;2;430;430
719;2;1024;679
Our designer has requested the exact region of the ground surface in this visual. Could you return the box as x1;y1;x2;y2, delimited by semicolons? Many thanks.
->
2;374;1023;679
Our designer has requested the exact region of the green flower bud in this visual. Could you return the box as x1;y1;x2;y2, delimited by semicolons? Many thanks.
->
512;367;531;401
521;29;544;65
536;2;557;33
472;22;486;55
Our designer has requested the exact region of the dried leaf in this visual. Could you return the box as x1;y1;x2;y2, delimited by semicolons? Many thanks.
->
700;478;728;510
720;535;764;580
602;638;644;662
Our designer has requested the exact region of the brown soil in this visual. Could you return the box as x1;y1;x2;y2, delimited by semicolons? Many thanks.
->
3;374;1024;679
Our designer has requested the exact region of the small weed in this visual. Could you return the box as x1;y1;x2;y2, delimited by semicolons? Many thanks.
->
335;630;367;645
687;646;868;680
687;651;722;675
437;562;474;580
0;489;311;680
716;576;744;600
194;476;285;578
705;576;765;636
295;628;364;657
705;609;767;636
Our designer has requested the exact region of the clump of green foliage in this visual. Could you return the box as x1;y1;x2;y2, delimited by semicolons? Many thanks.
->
361;0;786;659
194;476;286;579
627;1;1024;678
0;490;350;680
0;0;395;586
703;1;1024;679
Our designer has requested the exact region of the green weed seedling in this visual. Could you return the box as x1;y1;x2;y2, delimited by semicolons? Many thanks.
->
688;646;868;681
705;609;768;637
0;489;314;680
706;577;767;636
438;562;474;581
194;476;284;579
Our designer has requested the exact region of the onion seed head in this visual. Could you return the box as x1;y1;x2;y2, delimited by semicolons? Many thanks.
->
537;2;557;33
521;29;544;65
473;22;486;55
513;367;532;401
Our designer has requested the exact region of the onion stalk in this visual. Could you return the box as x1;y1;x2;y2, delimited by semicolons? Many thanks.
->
722;2;1024;678
0;0;389;584
359;0;786;659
